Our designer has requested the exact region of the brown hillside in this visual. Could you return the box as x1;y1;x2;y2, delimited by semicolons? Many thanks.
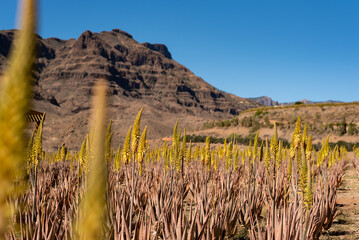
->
0;29;259;151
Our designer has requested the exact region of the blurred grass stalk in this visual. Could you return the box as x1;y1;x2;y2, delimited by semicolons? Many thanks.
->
0;0;37;235
77;80;108;239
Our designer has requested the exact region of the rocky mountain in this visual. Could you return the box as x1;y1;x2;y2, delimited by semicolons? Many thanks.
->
0;29;259;150
249;96;343;107
280;99;343;106
248;96;277;106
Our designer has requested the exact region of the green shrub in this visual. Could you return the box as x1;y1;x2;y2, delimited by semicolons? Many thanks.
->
254;110;263;116
223;119;231;127
231;117;239;126
337;118;347;136
185;135;224;144
241;116;252;128
348;123;358;136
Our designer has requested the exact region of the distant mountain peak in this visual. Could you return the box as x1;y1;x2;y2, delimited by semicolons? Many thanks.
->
248;96;277;106
248;96;344;107
281;99;343;106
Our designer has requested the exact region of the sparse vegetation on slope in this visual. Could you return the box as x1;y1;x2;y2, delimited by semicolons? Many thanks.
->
201;102;359;150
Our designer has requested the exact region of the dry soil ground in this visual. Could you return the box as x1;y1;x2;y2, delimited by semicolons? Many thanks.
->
320;156;359;239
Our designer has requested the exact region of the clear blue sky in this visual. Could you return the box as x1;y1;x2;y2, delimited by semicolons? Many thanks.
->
1;0;358;102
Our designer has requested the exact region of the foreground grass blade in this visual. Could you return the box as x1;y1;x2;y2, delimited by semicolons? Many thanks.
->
77;81;108;239
0;0;37;235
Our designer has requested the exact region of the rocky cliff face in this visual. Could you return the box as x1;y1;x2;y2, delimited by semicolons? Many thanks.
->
249;96;277;106
0;29;259;150
141;42;172;59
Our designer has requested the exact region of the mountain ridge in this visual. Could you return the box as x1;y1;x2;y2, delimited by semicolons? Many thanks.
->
0;28;260;150
249;96;343;107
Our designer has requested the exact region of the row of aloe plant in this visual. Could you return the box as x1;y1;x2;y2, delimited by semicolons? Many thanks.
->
3;106;348;239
